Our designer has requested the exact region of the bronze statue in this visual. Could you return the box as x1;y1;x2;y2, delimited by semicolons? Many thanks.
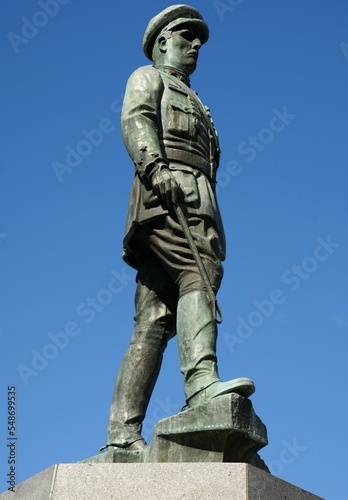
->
106;5;255;451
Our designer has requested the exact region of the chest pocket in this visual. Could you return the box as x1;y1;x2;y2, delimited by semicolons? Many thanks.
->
167;102;192;136
166;84;201;138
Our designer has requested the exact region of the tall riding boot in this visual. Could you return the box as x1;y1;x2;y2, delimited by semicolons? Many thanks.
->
177;290;255;408
107;342;163;449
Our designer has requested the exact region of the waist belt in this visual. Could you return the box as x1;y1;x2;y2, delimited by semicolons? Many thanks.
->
165;148;214;181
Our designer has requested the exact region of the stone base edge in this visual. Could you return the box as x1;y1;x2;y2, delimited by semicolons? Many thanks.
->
0;463;324;500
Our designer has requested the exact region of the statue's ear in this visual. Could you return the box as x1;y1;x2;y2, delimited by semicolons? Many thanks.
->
158;35;167;53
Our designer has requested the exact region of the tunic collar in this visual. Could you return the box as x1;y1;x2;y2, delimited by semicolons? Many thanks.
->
155;65;190;87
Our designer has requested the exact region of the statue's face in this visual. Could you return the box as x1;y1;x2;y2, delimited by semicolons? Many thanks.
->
161;27;202;75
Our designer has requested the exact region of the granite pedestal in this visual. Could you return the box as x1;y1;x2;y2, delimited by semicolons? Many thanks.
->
0;463;324;499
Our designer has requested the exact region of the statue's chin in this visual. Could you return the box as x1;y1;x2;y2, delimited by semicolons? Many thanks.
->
181;62;197;76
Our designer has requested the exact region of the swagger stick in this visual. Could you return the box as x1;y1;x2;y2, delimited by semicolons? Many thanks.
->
173;202;223;324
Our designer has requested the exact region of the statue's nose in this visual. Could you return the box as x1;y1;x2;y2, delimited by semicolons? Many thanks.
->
192;38;202;50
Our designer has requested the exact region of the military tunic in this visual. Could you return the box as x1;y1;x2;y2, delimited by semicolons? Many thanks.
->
121;64;226;269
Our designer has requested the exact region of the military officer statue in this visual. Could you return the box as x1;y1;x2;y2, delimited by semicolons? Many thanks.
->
106;5;255;451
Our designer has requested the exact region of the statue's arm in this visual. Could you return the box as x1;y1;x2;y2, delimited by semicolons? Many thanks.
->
121;66;166;179
121;66;179;205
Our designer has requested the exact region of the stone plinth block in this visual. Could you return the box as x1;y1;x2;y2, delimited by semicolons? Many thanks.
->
0;463;325;499
146;393;267;463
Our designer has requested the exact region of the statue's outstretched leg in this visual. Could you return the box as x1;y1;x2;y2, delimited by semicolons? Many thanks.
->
177;289;255;408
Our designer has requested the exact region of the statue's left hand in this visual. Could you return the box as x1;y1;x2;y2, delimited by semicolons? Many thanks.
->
151;164;179;206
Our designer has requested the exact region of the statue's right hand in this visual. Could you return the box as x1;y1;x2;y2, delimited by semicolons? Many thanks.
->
150;164;179;206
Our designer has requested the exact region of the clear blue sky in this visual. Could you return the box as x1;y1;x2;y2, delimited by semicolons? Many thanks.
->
1;1;347;498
